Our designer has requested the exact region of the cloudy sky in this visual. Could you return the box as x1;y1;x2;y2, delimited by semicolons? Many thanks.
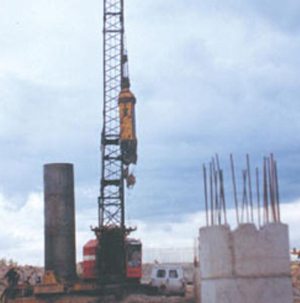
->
1;0;300;265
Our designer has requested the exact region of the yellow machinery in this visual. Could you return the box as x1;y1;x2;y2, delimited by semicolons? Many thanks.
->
118;86;137;165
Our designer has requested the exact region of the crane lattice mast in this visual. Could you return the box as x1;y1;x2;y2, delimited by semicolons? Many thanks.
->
100;0;139;230
99;0;125;228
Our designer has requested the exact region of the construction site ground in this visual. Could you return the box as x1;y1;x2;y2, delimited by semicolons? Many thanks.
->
1;262;300;302
99;285;195;303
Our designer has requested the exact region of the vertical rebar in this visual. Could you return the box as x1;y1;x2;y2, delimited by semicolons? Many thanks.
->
267;157;276;222
215;170;221;225
274;161;281;222
270;153;278;222
201;153;280;228
256;167;261;227
203;164;209;226
263;157;269;224
212;158;220;225
209;162;214;226
220;170;227;224
230;154;239;225
246;154;254;223
215;154;222;224
241;170;249;223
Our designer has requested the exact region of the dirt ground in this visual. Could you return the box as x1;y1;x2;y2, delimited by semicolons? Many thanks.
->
100;285;195;303
2;262;300;302
0;262;194;303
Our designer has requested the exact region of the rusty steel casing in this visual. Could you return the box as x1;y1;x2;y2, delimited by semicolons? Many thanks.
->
44;163;77;282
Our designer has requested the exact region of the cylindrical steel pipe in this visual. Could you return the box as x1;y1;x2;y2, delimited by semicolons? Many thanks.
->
44;163;77;282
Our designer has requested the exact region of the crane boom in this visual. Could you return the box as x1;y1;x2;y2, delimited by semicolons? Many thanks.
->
99;0;126;228
93;0;138;283
99;0;137;230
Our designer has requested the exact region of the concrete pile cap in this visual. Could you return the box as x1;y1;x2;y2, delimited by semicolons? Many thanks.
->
233;223;290;277
199;223;293;303
200;223;291;278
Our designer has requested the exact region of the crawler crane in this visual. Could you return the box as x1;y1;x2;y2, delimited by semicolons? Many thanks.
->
2;1;142;303
87;0;141;284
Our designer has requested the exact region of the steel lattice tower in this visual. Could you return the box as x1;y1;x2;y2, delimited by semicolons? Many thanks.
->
98;0;125;228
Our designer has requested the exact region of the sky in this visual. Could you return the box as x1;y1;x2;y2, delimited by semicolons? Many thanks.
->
0;0;300;265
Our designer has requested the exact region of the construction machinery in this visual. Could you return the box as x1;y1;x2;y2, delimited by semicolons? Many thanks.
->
1;0;143;302
87;0;140;284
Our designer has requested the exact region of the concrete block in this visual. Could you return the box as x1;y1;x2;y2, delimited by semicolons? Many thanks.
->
202;279;236;303
259;223;291;275
199;223;293;303
199;225;233;279
236;276;293;303
233;223;291;277
202;277;293;303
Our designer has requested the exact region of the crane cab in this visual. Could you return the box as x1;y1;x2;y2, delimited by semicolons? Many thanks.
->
82;233;142;283
125;238;142;281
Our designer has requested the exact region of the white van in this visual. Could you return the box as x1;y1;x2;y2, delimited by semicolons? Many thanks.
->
150;264;186;296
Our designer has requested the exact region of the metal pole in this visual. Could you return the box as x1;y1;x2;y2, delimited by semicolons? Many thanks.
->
246;154;254;223
203;164;209;226
241;170;249;223
220;170;227;224
267;157;276;222
209;162;214;226
230;154;239;225
212;158;220;225
274;161;281;222
256;167;261;227
263;157;269;224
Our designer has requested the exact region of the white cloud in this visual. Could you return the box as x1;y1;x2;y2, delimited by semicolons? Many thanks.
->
0;192;43;265
132;199;300;250
281;199;300;247
0;0;300;266
0;188;300;266
0;0;102;88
